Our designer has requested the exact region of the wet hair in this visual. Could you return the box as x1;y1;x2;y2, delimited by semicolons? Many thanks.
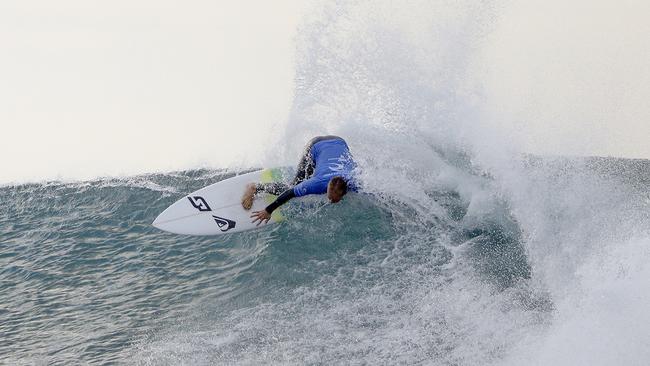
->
329;176;348;196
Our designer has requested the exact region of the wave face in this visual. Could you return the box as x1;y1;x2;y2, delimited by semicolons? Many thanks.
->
2;1;650;365
1;159;649;364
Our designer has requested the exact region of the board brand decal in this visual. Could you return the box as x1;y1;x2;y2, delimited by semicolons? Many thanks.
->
188;196;211;212
212;215;236;232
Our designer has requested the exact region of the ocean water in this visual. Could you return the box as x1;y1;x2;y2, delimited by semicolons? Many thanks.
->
1;157;649;365
3;1;650;364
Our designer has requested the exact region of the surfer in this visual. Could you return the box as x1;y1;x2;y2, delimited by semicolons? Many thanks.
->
242;135;359;225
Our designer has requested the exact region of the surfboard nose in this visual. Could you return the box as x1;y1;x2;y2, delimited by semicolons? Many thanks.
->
151;215;162;229
152;212;174;231
151;204;180;231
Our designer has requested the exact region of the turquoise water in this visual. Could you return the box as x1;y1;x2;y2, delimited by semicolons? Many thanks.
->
0;166;524;364
3;158;648;364
0;169;403;364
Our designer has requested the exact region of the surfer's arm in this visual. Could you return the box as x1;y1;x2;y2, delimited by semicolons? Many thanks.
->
250;188;294;225
255;176;320;214
253;182;295;213
264;189;295;214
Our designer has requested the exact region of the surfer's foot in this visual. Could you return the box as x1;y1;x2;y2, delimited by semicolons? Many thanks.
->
241;183;256;210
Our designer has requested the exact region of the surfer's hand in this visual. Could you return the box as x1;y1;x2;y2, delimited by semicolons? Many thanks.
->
250;210;271;226
242;183;256;210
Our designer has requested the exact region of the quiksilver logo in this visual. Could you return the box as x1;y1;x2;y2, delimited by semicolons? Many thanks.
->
212;215;236;232
188;196;211;212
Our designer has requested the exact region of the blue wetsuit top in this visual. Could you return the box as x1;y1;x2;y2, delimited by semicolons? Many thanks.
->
293;138;359;197
261;138;359;214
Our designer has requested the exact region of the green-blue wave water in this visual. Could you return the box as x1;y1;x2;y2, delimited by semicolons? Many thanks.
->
2;157;649;365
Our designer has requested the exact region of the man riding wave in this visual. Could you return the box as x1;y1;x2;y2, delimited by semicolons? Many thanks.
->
242;135;359;225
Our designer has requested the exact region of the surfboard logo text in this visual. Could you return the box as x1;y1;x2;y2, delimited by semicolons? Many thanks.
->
188;196;212;212
212;215;236;232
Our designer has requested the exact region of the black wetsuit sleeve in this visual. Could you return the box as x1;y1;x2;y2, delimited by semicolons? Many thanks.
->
264;189;295;214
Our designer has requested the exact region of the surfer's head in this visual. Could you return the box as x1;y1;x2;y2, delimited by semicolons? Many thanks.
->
327;176;348;203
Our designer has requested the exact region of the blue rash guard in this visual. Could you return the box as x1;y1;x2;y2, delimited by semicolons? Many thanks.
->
260;137;359;214
293;138;359;197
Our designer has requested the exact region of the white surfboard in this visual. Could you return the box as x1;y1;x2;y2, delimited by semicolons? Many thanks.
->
152;168;286;235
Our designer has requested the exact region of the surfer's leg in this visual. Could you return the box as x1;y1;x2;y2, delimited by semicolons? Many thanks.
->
291;135;342;185
291;137;318;185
